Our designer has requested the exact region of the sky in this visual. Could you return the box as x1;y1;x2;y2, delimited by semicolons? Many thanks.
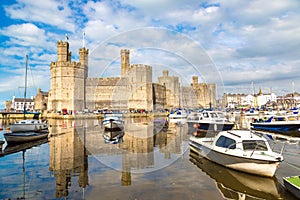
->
1;0;300;109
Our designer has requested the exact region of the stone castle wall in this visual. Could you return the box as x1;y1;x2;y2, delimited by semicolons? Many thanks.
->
48;41;216;112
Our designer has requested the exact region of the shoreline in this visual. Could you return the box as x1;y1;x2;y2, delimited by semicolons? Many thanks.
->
0;112;168;120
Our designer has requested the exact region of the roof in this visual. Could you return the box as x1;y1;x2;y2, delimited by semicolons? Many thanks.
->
219;130;265;141
13;98;34;103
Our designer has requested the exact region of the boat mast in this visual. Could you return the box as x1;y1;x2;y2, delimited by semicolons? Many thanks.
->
24;55;28;119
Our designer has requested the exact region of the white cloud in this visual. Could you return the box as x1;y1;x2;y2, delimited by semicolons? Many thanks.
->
5;0;75;31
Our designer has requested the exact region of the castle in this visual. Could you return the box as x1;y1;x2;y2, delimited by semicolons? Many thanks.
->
48;40;216;113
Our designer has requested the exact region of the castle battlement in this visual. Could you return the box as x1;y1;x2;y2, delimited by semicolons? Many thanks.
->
86;77;123;86
79;47;89;54
57;40;69;46
130;64;152;70
121;49;130;54
50;61;79;67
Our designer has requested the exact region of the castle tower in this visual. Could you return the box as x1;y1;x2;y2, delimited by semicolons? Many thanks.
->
79;47;89;78
192;76;198;86
57;41;71;62
48;41;88;113
121;49;130;77
162;70;168;77
79;48;89;108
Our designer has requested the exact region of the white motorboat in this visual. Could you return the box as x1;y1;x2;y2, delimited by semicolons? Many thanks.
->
102;114;124;131
189;130;283;177
187;110;234;132
9;119;48;133
4;131;49;144
189;150;281;199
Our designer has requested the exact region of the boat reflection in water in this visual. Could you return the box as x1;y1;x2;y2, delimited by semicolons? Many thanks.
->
189;150;283;199
103;130;124;144
1;137;48;157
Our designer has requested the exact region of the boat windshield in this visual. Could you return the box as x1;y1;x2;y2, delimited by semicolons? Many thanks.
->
242;140;268;151
215;136;236;149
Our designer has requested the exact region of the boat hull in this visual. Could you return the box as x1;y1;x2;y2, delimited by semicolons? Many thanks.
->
102;120;124;131
283;176;300;199
251;123;300;137
4;132;49;143
189;139;280;177
10;122;48;133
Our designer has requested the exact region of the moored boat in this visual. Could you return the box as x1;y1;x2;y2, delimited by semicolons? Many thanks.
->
250;115;300;137
189;130;283;177
283;175;300;199
102;113;124;131
9;119;48;133
187;110;234;132
9;55;49;133
4;131;49;144
168;109;187;119
189;150;282;199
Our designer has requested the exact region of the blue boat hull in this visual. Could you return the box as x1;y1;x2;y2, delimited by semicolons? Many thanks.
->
250;123;300;137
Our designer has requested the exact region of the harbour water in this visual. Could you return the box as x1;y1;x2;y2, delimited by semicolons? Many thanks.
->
0;115;299;200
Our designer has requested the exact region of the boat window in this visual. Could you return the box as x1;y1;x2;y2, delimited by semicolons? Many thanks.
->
288;116;297;121
242;140;268;151
215;136;236;149
203;112;209;118
275;117;285;121
210;113;218;118
217;112;225;118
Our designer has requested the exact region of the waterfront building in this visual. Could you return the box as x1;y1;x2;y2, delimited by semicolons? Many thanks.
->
222;89;278;109
277;92;300;109
34;88;48;112
5;100;12;111
10;96;35;112
256;88;277;108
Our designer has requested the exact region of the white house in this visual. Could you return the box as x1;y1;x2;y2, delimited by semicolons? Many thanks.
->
11;96;35;112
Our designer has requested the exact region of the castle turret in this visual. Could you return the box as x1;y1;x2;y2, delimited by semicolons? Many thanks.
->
57;41;70;62
163;70;169;77
79;47;89;78
121;49;130;77
192;76;198;86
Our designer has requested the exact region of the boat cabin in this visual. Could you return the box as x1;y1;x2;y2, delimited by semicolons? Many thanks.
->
212;131;270;152
187;111;227;121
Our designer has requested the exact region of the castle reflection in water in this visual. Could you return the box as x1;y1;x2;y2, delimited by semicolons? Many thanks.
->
47;117;189;198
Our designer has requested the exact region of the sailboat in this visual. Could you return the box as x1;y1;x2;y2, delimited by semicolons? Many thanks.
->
5;55;48;142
